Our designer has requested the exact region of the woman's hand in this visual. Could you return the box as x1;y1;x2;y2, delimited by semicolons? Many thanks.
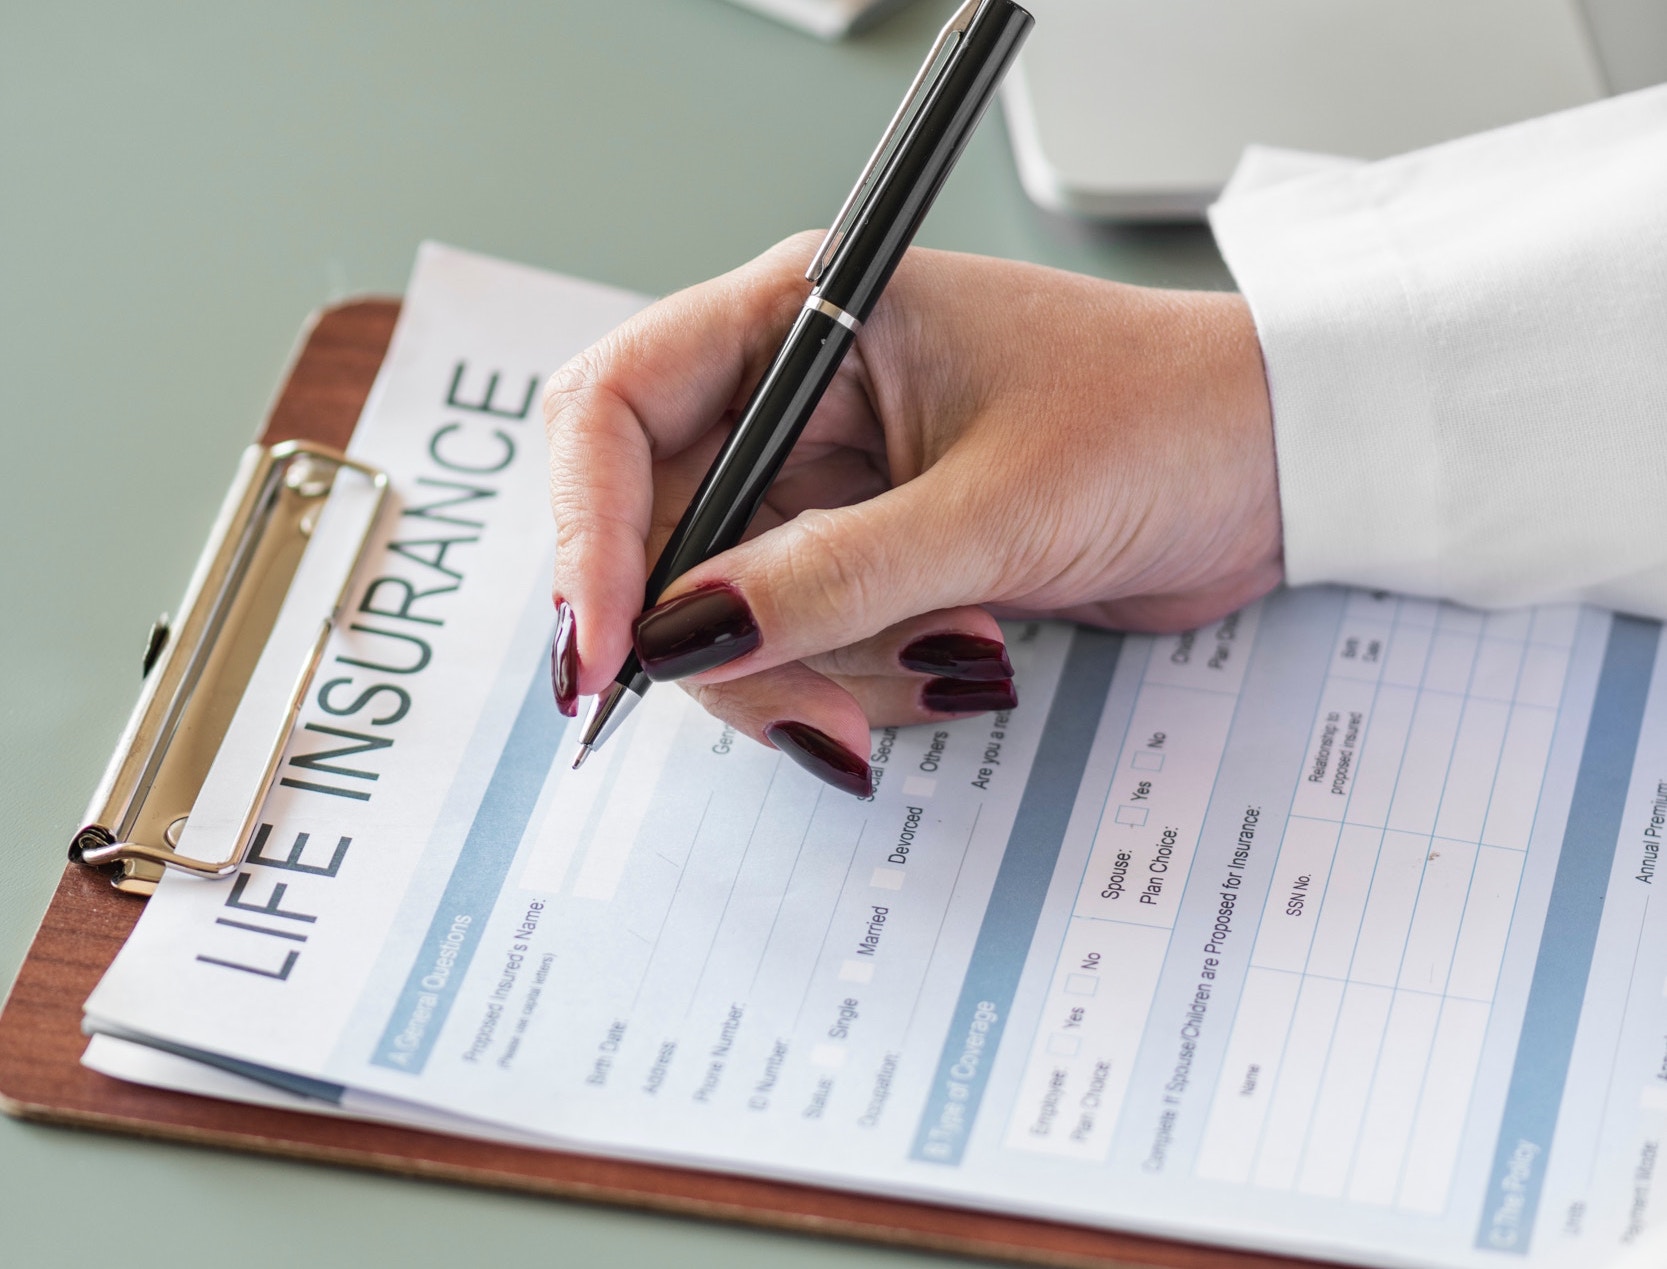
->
544;233;1281;794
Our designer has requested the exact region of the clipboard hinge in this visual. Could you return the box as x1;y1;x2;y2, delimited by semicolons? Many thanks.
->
71;440;389;895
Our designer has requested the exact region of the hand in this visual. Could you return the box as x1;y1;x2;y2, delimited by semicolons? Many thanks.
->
544;233;1281;795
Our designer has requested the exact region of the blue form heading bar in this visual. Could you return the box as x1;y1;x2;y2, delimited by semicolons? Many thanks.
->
372;643;566;1073
911;628;1123;1165
1476;615;1660;1253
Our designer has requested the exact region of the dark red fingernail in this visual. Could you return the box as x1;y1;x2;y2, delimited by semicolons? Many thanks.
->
633;583;760;681
899;633;1013;681
765;721;873;798
551;600;579;716
922;677;1018;715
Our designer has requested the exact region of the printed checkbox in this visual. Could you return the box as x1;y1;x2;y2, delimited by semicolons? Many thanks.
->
1046;1033;1081;1057
870;867;906;890
1115;805;1149;827
810;1043;847;1069
1132;751;1165;772
901;775;937;798
838;959;875;984
1064;973;1099;997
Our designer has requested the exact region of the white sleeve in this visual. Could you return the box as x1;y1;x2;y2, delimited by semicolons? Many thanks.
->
1207;85;1667;620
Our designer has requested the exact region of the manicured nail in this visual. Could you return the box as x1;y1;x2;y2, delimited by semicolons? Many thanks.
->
922;676;1018;715
551;600;579;716
633;582;760;681
899;633;1013;681
765;720;873;798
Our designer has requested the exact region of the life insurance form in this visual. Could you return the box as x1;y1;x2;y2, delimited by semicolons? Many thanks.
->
83;245;1667;1268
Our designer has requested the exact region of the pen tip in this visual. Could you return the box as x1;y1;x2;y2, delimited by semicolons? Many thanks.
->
571;745;591;770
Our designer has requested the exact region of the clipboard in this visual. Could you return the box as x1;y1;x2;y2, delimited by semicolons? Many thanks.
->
0;299;1340;1269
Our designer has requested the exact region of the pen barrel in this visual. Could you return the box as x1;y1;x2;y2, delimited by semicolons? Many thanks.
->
642;306;855;608
609;0;1032;695
817;0;1032;321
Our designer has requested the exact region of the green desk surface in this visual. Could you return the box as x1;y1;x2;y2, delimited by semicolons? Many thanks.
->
0;2;1227;1264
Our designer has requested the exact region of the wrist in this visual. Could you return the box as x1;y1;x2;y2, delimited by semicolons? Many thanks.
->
1095;285;1284;629
1208;290;1283;592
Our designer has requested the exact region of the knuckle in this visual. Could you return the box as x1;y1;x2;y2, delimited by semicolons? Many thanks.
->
541;348;606;434
684;680;722;714
543;364;658;472
807;642;864;679
773;228;826;261
541;346;595;411
549;514;598;571
781;510;875;637
551;501;635;564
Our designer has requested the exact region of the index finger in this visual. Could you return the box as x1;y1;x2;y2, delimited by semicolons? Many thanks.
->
544;232;821;695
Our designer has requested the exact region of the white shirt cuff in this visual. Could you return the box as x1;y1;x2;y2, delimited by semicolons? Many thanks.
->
1208;87;1667;618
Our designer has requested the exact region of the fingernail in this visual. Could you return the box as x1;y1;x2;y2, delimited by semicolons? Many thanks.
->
921;677;1018;715
551;600;579;716
633;583;760;681
765;720;873;798
899;633;1013;681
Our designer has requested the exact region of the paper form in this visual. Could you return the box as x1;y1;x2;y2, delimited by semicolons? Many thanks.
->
85;244;1667;1268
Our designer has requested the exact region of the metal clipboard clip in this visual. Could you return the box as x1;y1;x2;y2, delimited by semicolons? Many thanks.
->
70;440;389;895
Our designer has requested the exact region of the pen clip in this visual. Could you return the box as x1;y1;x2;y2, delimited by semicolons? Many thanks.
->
805;0;983;287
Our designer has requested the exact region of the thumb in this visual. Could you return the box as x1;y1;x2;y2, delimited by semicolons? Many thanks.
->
631;465;998;684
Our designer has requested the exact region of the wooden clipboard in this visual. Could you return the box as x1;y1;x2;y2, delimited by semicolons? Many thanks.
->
0;299;1341;1269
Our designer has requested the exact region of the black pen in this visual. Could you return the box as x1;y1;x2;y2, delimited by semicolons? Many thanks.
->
573;0;1033;766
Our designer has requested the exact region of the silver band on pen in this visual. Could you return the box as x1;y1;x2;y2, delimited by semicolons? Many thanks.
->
804;296;861;332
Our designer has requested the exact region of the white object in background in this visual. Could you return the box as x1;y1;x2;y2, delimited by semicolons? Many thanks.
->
724;0;916;39
1003;0;1667;220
